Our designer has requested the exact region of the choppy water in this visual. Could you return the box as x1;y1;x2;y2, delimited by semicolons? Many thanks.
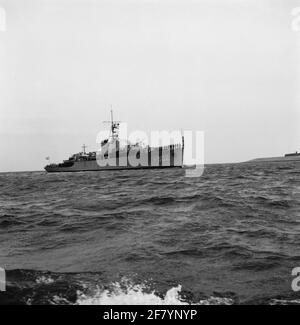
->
0;162;300;305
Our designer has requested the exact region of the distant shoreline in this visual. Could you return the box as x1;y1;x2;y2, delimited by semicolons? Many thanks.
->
243;155;300;163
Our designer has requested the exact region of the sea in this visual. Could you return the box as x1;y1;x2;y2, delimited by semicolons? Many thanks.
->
0;162;299;305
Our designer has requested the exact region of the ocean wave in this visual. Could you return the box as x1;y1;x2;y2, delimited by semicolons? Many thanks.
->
1;271;235;305
141;196;176;206
231;260;280;271
77;284;187;305
77;286;234;305
76;279;234;305
2;269;300;305
0;217;25;228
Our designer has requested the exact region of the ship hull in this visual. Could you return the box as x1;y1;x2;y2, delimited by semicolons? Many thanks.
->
45;145;184;173
45;164;182;173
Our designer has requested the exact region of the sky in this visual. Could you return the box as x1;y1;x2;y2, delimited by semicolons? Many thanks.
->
0;0;299;171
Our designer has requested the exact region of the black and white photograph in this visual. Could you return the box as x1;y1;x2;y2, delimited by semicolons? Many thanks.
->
0;0;300;309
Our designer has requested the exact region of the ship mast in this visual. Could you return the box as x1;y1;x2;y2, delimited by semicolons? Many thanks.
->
110;109;114;128
104;108;121;141
110;109;115;138
82;144;87;154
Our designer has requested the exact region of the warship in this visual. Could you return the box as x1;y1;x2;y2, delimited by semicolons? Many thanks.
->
45;111;184;173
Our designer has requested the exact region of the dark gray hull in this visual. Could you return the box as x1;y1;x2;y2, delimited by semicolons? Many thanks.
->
45;145;184;173
45;163;183;173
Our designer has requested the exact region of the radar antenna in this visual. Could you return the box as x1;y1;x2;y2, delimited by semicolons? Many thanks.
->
103;107;121;140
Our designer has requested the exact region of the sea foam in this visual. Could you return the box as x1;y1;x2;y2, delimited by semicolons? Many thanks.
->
76;279;233;305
